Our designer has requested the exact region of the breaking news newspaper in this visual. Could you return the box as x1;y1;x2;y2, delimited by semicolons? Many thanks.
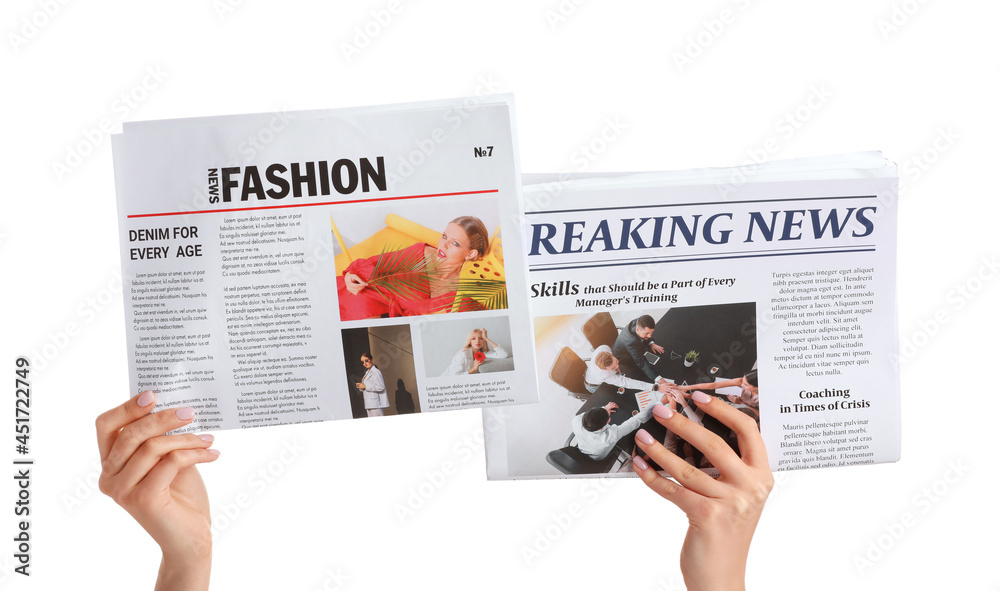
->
483;152;900;479
111;95;537;432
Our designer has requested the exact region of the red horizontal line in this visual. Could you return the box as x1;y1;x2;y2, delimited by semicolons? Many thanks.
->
127;189;500;219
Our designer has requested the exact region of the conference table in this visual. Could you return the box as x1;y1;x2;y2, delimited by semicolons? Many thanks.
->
617;302;758;385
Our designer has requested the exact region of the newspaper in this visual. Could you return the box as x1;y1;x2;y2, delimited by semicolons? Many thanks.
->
483;153;900;478
111;95;537;431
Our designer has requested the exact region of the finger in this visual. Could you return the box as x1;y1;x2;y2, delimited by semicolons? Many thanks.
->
650;401;748;480
112;433;216;493
631;454;706;514
691;392;769;469
103;406;198;477
96;391;157;460
634;424;727;498
140;447;220;494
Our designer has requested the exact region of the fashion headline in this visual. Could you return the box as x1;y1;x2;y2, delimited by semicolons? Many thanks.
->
207;157;387;204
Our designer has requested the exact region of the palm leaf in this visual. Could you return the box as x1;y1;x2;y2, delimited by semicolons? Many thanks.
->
364;245;431;302
424;273;508;313
363;245;509;312
450;277;508;311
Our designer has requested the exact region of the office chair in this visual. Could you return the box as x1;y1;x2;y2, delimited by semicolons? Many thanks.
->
582;311;620;350
545;434;628;475
549;346;588;400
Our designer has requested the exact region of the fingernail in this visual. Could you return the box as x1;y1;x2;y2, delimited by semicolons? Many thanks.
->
136;391;155;407
653;404;674;420
175;407;196;420
198;434;214;443
635;429;654;445
632;456;649;471
207;449;221;456
692;391;712;404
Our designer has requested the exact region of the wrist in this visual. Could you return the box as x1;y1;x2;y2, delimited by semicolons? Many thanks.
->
159;526;213;569
157;550;212;591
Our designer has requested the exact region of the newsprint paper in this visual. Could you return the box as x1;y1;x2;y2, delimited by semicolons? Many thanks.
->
483;153;900;478
112;95;537;432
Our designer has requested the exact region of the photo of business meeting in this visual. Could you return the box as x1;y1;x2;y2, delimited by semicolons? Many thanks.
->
508;303;758;477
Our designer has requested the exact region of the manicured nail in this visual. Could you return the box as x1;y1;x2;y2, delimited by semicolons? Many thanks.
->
175;407;196;420
653;404;674;420
635;429;655;445
136;391;155;407
692;391;712;404
632;456;649;471
198;434;214;443
207;449;221;456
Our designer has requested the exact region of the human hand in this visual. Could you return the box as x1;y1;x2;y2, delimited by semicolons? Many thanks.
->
727;394;740;404
355;381;365;390
97;391;219;590
604;402;619;413
659;387;681;406
470;358;483;373
650;343;665;355
480;327;489;339
632;391;772;591
344;272;368;295
660;393;678;412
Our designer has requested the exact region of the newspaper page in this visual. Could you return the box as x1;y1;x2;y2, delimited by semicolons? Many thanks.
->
112;95;537;432
483;153;899;479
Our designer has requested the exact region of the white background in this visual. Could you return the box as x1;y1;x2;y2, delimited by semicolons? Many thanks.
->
3;1;997;589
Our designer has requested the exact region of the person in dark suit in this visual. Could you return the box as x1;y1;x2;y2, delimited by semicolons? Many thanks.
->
613;314;665;382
